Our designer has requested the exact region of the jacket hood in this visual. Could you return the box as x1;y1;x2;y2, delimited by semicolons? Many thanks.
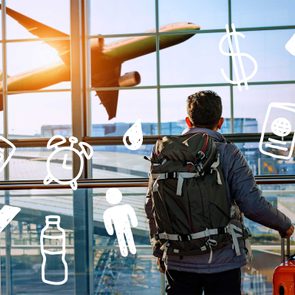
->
183;127;227;143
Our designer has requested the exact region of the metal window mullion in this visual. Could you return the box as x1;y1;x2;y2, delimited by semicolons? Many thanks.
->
83;0;92;179
155;0;161;135
228;0;234;133
87;25;295;39
0;37;70;43
1;2;13;295
70;0;93;294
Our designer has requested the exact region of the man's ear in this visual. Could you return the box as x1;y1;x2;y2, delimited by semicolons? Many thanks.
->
185;117;193;128
217;117;224;130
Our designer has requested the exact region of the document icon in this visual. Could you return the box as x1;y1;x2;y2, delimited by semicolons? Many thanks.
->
259;103;295;160
0;136;16;173
0;205;21;233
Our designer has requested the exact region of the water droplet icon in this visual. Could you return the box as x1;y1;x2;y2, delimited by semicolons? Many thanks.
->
123;120;143;150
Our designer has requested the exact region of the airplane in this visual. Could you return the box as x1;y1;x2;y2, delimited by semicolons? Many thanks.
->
0;5;200;119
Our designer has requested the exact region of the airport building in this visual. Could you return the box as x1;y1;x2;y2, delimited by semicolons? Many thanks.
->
0;1;295;294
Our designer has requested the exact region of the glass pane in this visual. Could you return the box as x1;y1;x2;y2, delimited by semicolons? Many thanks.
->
89;36;156;88
0;8;2;39
224;30;295;83
232;0;295;28
7;41;70;91
242;183;295;294
235;141;295;176
8;92;72;138
159;0;228;30
89;0;155;35
93;247;160;294
160;33;229;85
8;146;73;181
233;84;295;133
0;45;3;135
93;187;161;293
0;112;3;135
91;89;158;134
0;190;74;294
160;87;231;134
6;0;70;39
91;145;152;178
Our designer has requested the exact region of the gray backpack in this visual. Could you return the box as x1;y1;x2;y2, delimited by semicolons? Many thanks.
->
148;132;245;261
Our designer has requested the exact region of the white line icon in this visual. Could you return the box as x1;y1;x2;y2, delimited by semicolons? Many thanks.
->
285;34;295;56
259;103;295;160
103;188;138;257
40;215;68;285
0;205;21;233
0;136;16;173
43;135;93;190
219;23;258;91
123;119;143;150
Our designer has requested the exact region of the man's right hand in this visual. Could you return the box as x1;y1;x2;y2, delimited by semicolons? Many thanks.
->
157;258;166;273
281;225;294;238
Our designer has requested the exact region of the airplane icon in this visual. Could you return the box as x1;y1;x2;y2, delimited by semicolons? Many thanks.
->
0;6;200;119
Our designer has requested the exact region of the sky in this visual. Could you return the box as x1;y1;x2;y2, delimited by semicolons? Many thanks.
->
0;0;295;135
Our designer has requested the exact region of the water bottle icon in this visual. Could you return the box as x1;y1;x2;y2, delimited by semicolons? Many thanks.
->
40;215;68;285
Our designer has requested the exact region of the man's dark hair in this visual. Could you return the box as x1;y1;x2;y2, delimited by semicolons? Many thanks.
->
187;90;222;129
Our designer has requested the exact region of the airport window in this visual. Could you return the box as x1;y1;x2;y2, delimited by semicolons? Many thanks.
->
159;0;228;30
0;0;295;294
232;0;295;27
7;92;72;138
89;0;155;35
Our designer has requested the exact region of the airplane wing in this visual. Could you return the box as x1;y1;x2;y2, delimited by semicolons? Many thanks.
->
0;62;70;111
92;64;121;120
96;90;119;120
0;5;70;64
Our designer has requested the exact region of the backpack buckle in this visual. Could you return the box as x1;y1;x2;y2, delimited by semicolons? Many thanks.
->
197;150;206;160
166;172;177;179
178;234;192;241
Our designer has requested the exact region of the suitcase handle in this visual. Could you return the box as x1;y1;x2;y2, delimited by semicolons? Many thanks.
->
281;237;291;263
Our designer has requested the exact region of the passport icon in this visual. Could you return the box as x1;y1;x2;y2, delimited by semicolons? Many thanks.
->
259;103;295;160
0;136;16;173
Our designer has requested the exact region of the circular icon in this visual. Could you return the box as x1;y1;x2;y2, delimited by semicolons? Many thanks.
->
43;135;93;190
271;117;292;137
106;188;122;205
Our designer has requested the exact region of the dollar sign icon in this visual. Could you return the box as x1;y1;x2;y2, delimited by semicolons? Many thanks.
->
219;24;258;91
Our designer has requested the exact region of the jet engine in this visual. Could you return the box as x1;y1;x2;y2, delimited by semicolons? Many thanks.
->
118;71;141;87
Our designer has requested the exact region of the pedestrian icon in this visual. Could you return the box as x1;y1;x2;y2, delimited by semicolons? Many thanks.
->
44;135;93;190
103;188;138;257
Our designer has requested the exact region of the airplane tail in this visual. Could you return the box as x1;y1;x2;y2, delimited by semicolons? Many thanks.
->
0;5;70;64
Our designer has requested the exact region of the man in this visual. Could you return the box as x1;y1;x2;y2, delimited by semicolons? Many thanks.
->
145;90;294;294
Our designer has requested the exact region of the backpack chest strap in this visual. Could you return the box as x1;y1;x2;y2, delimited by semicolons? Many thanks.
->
151;172;199;196
157;223;243;256
158;227;226;241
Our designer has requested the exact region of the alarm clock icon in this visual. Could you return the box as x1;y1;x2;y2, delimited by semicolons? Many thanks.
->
43;135;93;190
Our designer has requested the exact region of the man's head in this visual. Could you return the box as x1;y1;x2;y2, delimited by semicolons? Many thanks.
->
186;90;224;130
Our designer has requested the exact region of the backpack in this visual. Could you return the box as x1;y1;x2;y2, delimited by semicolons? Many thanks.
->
147;132;245;262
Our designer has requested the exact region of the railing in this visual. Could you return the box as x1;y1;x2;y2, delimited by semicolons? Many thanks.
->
0;177;294;295
0;175;295;189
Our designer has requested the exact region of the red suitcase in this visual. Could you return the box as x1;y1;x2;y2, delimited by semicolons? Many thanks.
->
273;238;295;295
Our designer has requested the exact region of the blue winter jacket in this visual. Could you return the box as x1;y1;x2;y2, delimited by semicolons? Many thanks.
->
145;127;292;273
